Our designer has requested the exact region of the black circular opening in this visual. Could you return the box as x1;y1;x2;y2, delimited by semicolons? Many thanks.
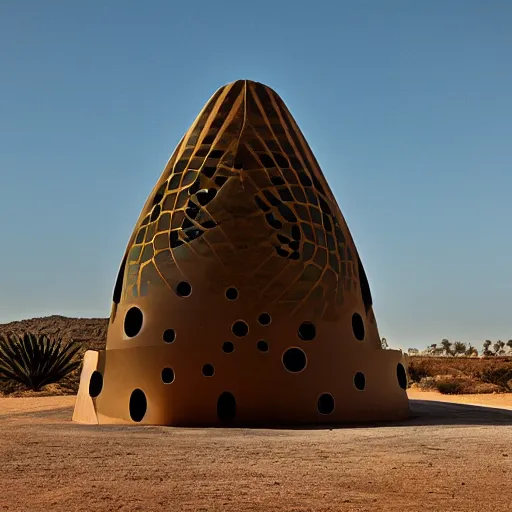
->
354;372;366;391
397;363;408;390
282;348;307;373
124;307;143;338
257;340;269;352
232;320;249;337
258;313;271;326
222;341;234;353
129;389;147;422
202;364;215;377
225;287;239;300
352;313;365;341
317;393;335;415
217;392;236;422
88;371;103;398
298;321;316;341
163;329;176;343
176;281;192;297
161;367;175;384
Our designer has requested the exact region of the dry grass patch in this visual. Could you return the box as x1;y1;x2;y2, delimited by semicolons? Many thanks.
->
408;356;512;394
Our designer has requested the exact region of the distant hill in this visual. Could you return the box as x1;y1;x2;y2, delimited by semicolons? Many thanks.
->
0;315;108;352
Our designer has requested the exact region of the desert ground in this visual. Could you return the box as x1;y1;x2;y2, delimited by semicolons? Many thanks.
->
0;391;511;512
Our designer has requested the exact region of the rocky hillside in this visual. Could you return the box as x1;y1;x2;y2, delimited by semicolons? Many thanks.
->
0;315;108;352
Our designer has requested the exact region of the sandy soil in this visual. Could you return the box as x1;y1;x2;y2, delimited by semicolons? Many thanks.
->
407;389;512;409
0;392;511;512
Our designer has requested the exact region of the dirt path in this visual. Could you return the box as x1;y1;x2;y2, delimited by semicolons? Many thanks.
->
0;395;511;512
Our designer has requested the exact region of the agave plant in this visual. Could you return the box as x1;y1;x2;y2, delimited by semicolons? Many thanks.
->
0;332;81;391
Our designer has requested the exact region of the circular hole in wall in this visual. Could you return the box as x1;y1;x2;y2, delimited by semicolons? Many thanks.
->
202;364;215;377
163;329;176;343
176;281;192;297
352;313;365;341
258;313;271;326
88;371;103;398
124;307;143;338
397;363;408;390
282;348;307;373
298;321;316;341
257;340;269;352
129;389;147;422
225;287;239;300
317;393;335;415
222;341;234;353
232;320;249;337
161;367;175;384
217;392;237;422
354;372;366;391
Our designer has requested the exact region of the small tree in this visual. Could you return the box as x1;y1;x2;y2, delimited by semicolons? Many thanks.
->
494;340;505;356
425;344;437;355
465;343;478;357
441;339;453;356
507;340;512;349
483;340;493;357
453;341;467;355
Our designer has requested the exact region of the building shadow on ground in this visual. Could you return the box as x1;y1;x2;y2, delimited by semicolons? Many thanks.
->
3;398;512;431
400;399;512;427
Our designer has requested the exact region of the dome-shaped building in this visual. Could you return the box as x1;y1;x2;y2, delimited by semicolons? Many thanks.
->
73;80;410;426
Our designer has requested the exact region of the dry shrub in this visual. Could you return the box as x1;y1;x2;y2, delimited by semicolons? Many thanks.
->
417;376;437;391
436;378;466;395
479;367;512;391
0;374;79;397
409;356;512;394
434;376;500;394
0;379;27;395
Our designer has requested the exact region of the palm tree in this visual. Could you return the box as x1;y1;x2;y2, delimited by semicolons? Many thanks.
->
465;343;478;357
453;341;467;355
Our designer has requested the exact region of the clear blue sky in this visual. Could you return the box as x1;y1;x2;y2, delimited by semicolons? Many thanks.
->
1;1;511;350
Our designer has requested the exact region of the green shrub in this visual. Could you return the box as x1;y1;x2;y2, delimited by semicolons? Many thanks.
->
0;332;81;391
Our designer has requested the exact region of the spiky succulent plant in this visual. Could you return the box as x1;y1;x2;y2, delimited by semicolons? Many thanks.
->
0;332;81;391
